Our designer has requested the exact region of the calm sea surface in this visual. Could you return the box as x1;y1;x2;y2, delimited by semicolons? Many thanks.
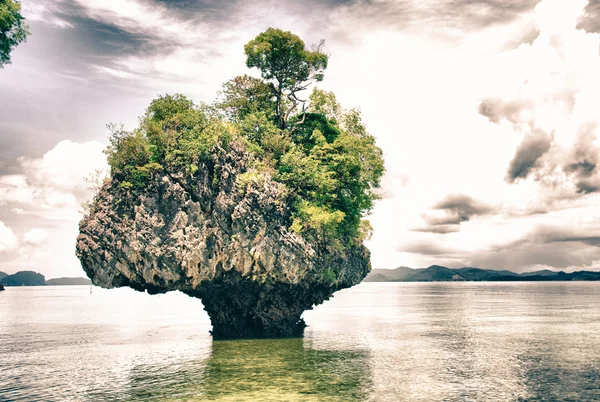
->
1;282;600;401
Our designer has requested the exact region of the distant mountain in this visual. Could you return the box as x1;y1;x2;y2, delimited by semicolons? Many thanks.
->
0;271;91;287
0;271;46;286
46;277;92;286
518;270;557;277
363;266;415;282
364;266;600;282
405;265;463;281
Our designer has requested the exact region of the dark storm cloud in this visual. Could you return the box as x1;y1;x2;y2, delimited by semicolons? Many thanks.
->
479;99;526;124
465;225;600;271
49;0;183;61
547;235;600;246
415;194;495;234
577;0;600;33
534;226;600;247
147;0;239;19
23;0;240;76
469;243;588;271
506;130;552;183
481;98;600;194
564;124;600;194
433;194;494;221
281;0;540;42
575;180;600;194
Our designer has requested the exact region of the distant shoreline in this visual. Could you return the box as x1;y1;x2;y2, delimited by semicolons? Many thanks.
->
364;265;600;282
0;271;91;287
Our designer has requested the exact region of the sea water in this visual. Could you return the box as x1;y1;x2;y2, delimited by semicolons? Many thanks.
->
1;282;599;401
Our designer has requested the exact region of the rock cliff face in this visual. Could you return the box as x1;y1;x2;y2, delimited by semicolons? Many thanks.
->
76;142;370;338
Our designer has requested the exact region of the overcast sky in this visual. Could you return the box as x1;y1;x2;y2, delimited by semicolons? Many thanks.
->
2;0;600;278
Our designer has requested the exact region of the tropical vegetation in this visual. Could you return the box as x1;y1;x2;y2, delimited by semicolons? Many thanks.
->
104;28;384;246
0;0;29;67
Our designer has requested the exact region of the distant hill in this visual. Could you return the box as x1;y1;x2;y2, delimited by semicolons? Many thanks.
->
0;271;46;286
46;277;92;286
518;270;557;277
0;271;91;286
364;266;600;282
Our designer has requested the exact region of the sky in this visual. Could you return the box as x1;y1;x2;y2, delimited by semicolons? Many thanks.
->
2;0;600;278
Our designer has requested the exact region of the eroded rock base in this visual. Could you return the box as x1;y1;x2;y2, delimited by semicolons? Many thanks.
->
186;272;335;339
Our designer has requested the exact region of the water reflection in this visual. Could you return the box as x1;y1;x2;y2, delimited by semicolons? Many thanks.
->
122;338;372;401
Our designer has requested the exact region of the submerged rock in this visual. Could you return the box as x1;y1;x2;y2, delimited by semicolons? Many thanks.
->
76;142;370;338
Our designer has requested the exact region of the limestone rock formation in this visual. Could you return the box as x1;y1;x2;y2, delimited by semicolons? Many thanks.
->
76;142;371;338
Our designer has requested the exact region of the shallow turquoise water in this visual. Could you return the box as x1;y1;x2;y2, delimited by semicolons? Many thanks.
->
1;282;600;401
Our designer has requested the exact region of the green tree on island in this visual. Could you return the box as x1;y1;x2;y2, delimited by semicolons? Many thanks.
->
0;0;29;68
103;28;384;252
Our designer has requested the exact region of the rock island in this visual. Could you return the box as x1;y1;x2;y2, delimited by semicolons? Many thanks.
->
76;28;384;338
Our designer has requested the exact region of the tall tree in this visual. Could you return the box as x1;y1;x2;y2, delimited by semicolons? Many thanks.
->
244;28;328;130
0;0;29;68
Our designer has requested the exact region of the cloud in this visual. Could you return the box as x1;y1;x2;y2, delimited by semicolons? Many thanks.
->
563;123;600;193
18;140;108;209
318;0;539;32
0;140;108;277
397;241;458;257
534;225;600;246
413;225;461;234
23;229;49;246
0;221;18;253
577;0;600;33
0;140;107;219
478;99;528;125
478;0;600;197
433;194;494;220
416;194;495;234
506;129;552;182
467;224;600;271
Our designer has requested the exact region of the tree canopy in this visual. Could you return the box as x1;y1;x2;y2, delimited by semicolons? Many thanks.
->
244;28;328;130
104;28;384;247
0;0;29;68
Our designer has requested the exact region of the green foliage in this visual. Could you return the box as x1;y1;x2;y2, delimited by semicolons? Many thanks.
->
308;89;341;121
357;219;374;242
0;0;29;68
290;200;345;238
244;28;328;91
103;28;384;251
243;28;329;129
289;112;340;149
318;268;339;284
105;126;152;178
236;170;268;194
219;75;275;122
105;95;235;187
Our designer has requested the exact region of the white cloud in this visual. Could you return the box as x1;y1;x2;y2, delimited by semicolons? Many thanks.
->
21;3;74;28
0;221;18;253
17;140;108;210
23;228;49;246
361;0;600;270
479;0;600;193
0;141;108;277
